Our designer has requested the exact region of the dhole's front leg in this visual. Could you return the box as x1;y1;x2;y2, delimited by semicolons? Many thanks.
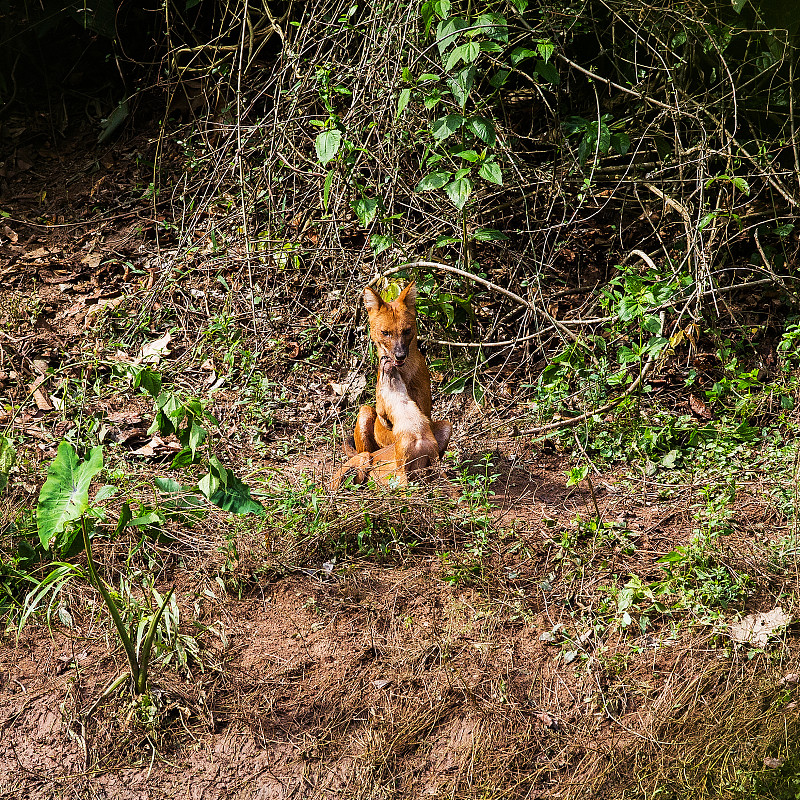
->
350;404;394;456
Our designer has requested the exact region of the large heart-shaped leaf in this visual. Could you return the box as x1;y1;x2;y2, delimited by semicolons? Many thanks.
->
37;442;104;549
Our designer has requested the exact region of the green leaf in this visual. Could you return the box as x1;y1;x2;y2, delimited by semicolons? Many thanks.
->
37;443;104;550
397;87;411;118
489;69;510;88
452;148;479;161
447;64;476;108
476;12;508;42
352;197;379;227
465;116;495;145
115;502;132;537
442;373;470;394
478;161;503;185
566;464;590;486
0;435;15;493
471;228;509;241
371;234;393;255
732;0;747;13
431;114;465;140
315;129;342;165
535;59;560;84
322;169;335;212
445;178;472;210
509;46;536;66
436;17;468;57
609;131;631;155
508;0;528;11
188;422;206;457
93;485;118;504
202;458;264;515
536;39;554;63
732;176;750;195
416;171;452;191
132;366;161;398
170;447;194;469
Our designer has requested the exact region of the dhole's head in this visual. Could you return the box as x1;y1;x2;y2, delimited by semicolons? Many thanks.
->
363;283;418;368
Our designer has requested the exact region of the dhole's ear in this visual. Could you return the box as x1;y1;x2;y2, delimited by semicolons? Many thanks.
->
363;286;384;314
397;282;418;309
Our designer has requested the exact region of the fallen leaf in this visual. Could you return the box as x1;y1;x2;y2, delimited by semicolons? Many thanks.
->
84;294;126;327
689;393;712;420
730;607;791;648
330;371;367;404
764;757;785;769
137;331;172;364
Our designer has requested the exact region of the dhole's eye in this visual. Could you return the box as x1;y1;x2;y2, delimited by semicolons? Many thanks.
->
381;330;390;337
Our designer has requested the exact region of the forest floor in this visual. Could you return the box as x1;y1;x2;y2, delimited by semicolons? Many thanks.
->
1;119;800;800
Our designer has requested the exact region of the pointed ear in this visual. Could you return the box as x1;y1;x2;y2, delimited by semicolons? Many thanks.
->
363;286;384;314
397;282;418;309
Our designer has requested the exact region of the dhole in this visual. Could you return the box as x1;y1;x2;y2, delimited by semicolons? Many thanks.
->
346;282;452;459
330;357;440;489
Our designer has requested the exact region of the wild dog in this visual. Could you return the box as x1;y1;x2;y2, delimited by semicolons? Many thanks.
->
346;282;452;459
330;357;440;490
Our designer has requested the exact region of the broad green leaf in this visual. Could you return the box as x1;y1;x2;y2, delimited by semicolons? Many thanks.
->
155;477;190;494
732;0;747;12
535;58;560;84
115;501;132;537
466;116;495;145
132;366;161;398
431;114;465;140
452;148;479;162
93;485;118;503
536;39;554;63
397;87;411;118
352;197;379;227
732;176;750;195
416;171;452;191
370;234;393;255
436;17;468;57
188;422;206;457
37;442;104;549
510;46;536;66
315;129;342;165
0;435;15;493
489;69;510;88
610;131;631;155
447;64;476;108
171;447;194;469
508;0;528;11
442;373;470;394
478;161;503;185
476;12;508;42
566;464;590;486
471;228;509;241
445;178;472;210
453;166;471;180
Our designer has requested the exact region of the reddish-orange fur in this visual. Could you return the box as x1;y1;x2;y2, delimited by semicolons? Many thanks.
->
348;282;452;459
329;359;440;489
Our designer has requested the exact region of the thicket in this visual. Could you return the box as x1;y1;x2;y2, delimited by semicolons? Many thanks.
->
4;1;800;412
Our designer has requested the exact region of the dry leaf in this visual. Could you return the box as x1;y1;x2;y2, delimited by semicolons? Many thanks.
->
730;607;791;648
84;294;126;327
689;393;712;420
330;372;367;404
137;331;172;364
